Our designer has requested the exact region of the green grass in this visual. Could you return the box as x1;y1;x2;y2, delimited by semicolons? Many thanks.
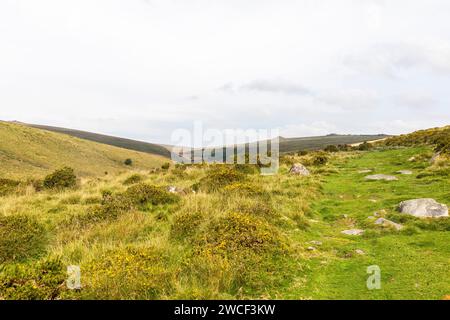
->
282;147;450;299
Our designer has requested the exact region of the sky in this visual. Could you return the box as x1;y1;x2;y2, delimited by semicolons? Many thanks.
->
1;0;449;145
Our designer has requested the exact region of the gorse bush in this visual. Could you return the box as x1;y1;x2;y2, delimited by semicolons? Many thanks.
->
81;246;176;299
196;166;245;192
199;212;287;255
357;141;373;151
0;257;66;300
123;173;143;185
312;154;329;166
124;183;180;207
43;167;76;190
124;158;133;166
161;163;170;170
324;145;339;153
171;211;204;240
383;125;450;154
0;178;20;196
0;215;47;264
222;182;265;197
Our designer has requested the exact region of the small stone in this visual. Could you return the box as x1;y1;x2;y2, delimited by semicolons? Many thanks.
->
341;229;364;236
408;156;416;162
396;170;413;175
342;214;348;218
374;218;403;230
365;174;398;181
307;246;316;251
358;169;373;174
289;163;310;176
309;240;322;246
355;249;365;255
167;186;177;193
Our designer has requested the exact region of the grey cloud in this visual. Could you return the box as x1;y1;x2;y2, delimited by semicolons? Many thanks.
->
240;80;313;96
342;42;450;77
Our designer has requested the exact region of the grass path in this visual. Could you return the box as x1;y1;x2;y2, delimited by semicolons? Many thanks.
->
284;147;450;299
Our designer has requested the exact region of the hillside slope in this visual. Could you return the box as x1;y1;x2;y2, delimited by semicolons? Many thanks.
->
279;134;388;153
381;125;450;154
0;122;168;179
26;123;171;158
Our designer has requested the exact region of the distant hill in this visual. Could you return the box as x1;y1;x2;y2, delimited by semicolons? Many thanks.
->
0;122;168;179
26;123;171;158
278;134;389;153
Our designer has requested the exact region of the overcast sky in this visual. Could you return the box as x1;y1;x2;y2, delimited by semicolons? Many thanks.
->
1;0;449;144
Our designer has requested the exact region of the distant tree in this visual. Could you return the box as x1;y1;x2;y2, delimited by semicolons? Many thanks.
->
324;145;339;153
358;141;372;151
161;162;170;170
312;154;329;166
124;158;133;166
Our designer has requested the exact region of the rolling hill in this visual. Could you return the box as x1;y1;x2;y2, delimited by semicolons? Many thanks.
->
26;123;171;158
25;123;387;157
0;121;168;179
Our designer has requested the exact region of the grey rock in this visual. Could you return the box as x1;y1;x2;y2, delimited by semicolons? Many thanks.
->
309;240;322;246
358;169;373;174
374;218;403;230
398;198;448;218
289;163;310;176
355;249;365;255
365;174;398;181
307;246;316;251
341;229;364;236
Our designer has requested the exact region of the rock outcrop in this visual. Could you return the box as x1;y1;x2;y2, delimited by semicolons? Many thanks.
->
289;163;310;176
398;198;448;218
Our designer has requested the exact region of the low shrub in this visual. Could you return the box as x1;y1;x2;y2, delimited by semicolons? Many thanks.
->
312;153;329;166
196;166;245;192
123;174;143;185
124;183;180;207
43;167;76;190
0;215;47;264
81;246;176;299
171;211;204;240
324;145;339;153
221;182;265;197
0;257;66;300
124;158;133;166
161;163;170;170
198;212;287;255
0;178;20;196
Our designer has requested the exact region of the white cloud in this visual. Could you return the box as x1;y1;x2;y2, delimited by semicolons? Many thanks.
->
0;0;449;143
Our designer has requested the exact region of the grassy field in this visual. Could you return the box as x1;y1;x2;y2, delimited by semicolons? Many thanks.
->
0;121;168;179
0;140;448;299
282;147;450;299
